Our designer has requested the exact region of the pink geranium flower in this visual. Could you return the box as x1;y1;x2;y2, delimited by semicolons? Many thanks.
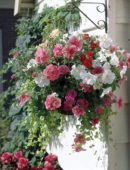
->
45;93;61;110
118;75;128;85
72;105;85;117
44;153;57;163
116;97;124;109
58;65;70;75
76;99;88;109
19;93;29;106
68;36;82;51
43;64;59;81
35;47;51;63
67;89;77;98
17;157;29;169
63;45;77;59
92;117;99;126
126;56;130;68
74;134;86;144
53;44;63;57
95;105;103;114
43;162;54;170
14;151;23;160
0;152;12;163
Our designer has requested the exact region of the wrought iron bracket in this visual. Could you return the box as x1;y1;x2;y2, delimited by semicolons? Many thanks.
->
70;0;108;33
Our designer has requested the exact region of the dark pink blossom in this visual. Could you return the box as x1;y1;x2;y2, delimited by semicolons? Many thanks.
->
14;151;23;160
43;162;54;170
19;93;29;106
53;44;63;57
72;105;85;117
67;89;77;98
68;36;82;51
74;146;86;152
58;65;70;75
76;99;88;109
101;98;111;106
64;101;73;111
11;73;16;79
95;105;103;114
0;152;12;163
118;76;128;85
92;117;99;126
126;56;130;68
13;51;19;58
32;72;37;77
65;96;74;105
35;47;51;63
119;61;125;70
44;153;57;163
17;157;29;169
107;91;117;101
30;166;43;170
80;82;90;93
116;97;124;109
92;66;104;74
43;64;59;81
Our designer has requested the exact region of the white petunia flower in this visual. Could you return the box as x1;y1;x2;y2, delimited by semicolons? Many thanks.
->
110;53;119;67
27;59;37;69
100;87;112;98
120;65;127;78
93;76;103;89
99;34;113;49
81;72;97;85
35;73;50;87
102;70;115;84
71;65;86;80
103;62;111;70
98;51;107;62
92;59;102;68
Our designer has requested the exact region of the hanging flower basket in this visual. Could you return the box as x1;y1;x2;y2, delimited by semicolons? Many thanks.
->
15;29;130;153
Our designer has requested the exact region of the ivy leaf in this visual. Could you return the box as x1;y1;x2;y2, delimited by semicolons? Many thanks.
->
9;105;22;117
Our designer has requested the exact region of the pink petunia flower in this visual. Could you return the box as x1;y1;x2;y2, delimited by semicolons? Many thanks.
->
11;73;16;79
126;53;130;58
119;61;125;70
64;101;73;111
116;97;124;109
17;157;29;169
107;91;117;101
121;50;127;55
45;92;61;110
95;105;103;114
44;153;57;163
53;44;63;57
110;44;119;53
101;98;111;106
65;96;74;105
67;89;77;98
35;47;51;63
92;117;99;126
58;65;70;75
31;72;38;77
72;105;85;117
118;75;128;85
19;93;29;106
68;36;82;51
76;99;88;109
63;45;77;59
80;82;90;93
43;64;59;81
92;66;104;74
0;152;12;164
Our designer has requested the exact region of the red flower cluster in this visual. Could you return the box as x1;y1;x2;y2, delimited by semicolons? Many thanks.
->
72;134;86;152
80;50;93;69
43;153;58;170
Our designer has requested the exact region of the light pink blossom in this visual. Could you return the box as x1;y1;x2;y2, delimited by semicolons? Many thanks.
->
72;105;85;117
13;51;19;58
45;93;61;110
43;64;59;81
53;44;63;57
107;91;117;101
121;50;127;55
19;93;29;106
35;47;51;63
31;72;37;77
118;75;128;85
69;36;82;51
116;97;123;109
63;45;77;59
58;65;70;75
110;44;119;53
11;73;16;79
